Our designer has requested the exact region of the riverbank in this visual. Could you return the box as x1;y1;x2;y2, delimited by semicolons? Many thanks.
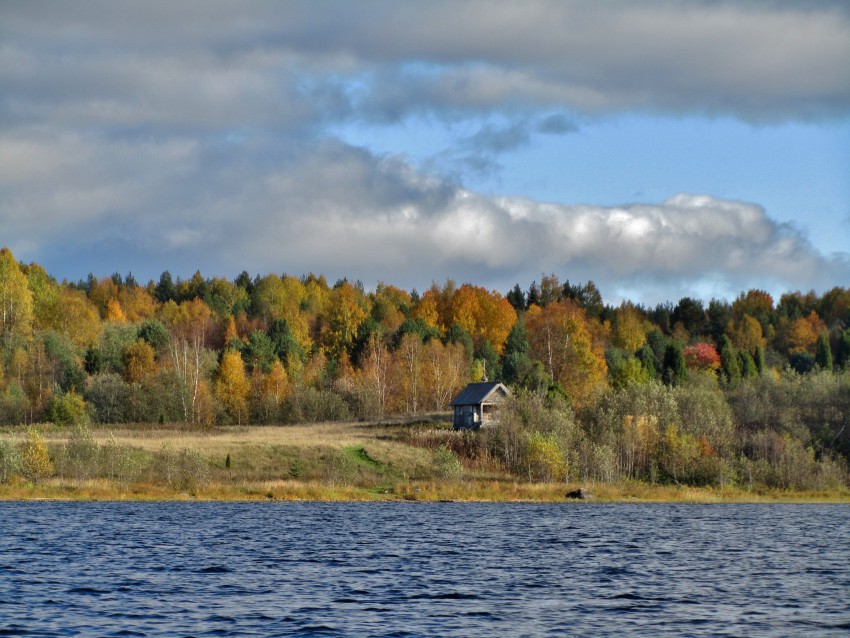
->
1;421;849;503
2;478;848;504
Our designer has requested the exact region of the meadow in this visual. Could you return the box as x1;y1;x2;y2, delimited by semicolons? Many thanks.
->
1;418;847;503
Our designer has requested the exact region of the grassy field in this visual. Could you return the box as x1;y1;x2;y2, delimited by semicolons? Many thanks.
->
1;419;849;503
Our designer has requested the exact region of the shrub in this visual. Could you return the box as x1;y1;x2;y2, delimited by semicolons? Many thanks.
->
0;438;22;483
0;384;28;426
85;373;131;424
20;429;54;483
433;445;464;480
524;432;567;482
47;391;88;426
287;387;350;422
321;449;359;486
59;423;99;482
100;434;143;485
153;444;210;491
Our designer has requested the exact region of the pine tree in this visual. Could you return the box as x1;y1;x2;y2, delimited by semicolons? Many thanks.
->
738;350;758;379
636;343;658;380
815;332;833;371
753;345;766;376
662;342;687;386
719;335;741;386
835;330;850;370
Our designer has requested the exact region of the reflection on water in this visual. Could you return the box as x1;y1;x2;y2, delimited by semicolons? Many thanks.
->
1;502;849;636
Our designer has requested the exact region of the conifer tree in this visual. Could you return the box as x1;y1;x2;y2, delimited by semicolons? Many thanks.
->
719;335;741;386
753;345;766;376
815;332;833;371
662;342;687;386
835;330;850;370
738;349;758;379
636;343;658;380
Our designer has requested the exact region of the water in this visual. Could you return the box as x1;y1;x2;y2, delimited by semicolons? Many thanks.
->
1;503;848;637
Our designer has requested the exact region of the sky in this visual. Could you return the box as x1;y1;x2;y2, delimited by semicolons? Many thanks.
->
2;0;849;306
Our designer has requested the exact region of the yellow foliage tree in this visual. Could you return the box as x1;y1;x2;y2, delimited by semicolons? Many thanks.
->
0;247;34;349
395;332;423;414
87;277;120;316
371;283;409;335
726;314;766;353
20;428;54;483
216;349;249;425
122;340;157;383
421;339;468;411
105;298;127;323
263;359;289;404
223;315;240;346
524;432;567;482
160;298;213;425
25;263;59;333
118;286;158;322
412;290;440;332
612;303;647;352
252;274;313;353
322;283;368;358
356;333;396;417
54;289;101;349
525;300;607;408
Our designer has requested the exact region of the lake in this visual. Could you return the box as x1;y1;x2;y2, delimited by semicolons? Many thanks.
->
1;502;849;636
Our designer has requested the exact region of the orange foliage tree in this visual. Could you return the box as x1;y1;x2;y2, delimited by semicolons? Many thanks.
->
412;289;440;332
786;311;826;354
448;284;517;354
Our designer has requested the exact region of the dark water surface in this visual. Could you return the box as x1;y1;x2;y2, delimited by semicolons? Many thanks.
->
1;502;849;637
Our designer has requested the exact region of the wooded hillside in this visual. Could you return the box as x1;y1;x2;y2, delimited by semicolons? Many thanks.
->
1;247;848;490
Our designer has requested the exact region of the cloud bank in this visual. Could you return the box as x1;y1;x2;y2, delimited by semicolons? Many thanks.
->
4;135;846;303
1;1;848;303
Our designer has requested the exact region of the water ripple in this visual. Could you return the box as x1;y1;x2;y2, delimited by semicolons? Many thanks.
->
1;502;849;636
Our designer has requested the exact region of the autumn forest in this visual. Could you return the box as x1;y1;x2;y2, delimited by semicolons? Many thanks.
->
1;246;849;493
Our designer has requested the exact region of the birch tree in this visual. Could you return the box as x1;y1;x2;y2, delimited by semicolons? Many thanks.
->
0;248;33;351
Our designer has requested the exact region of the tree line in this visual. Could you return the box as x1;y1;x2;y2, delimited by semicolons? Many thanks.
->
1;247;849;488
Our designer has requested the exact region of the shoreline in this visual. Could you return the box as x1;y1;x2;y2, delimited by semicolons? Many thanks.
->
3;480;848;504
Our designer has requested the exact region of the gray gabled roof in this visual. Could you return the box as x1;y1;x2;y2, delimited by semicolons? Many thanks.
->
450;382;510;407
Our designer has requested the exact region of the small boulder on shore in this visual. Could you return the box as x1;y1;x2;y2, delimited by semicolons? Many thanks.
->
566;488;592;500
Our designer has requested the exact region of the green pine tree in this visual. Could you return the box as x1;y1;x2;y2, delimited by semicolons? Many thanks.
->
753;345;766;376
662;342;687;386
719;335;741;386
815;332;833;371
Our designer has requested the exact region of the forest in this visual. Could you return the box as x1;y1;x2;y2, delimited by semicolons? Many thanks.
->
1;246;849;493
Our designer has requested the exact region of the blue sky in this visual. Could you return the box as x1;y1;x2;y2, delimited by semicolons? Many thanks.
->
1;0;848;305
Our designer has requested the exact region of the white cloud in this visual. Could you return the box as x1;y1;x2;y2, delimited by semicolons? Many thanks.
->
8;134;843;303
1;1;847;302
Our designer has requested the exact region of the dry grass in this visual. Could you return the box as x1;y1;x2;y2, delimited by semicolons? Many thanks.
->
3;476;847;503
2;420;849;503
